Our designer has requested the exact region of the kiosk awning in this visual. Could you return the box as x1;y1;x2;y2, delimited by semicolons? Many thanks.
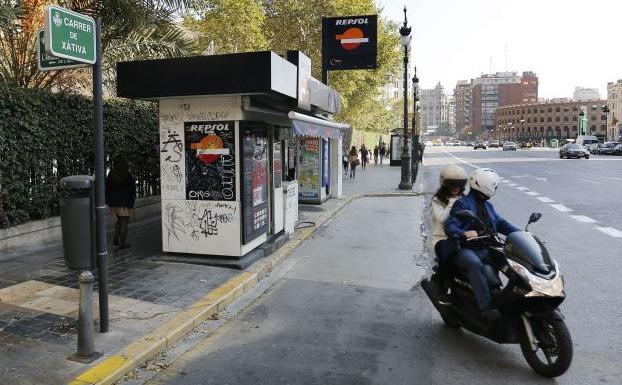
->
288;111;349;140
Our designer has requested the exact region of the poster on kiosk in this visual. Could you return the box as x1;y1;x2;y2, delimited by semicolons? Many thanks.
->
298;137;329;203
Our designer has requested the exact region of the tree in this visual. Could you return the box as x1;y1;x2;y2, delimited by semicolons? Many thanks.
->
0;0;197;90
182;0;268;54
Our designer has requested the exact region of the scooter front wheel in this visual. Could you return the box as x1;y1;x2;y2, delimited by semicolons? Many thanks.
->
519;317;573;377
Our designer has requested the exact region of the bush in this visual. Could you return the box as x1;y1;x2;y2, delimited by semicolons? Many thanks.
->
0;85;159;228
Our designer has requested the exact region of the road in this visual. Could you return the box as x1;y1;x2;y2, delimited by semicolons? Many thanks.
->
123;148;622;385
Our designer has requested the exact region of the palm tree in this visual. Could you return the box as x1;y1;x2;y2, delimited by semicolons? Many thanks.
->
0;0;197;90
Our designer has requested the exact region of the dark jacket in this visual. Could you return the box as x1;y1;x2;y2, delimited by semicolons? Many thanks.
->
106;173;136;208
445;191;519;240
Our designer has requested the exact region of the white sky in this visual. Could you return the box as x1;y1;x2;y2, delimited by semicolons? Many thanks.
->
377;0;620;99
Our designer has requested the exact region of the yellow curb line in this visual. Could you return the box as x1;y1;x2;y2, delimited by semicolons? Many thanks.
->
67;192;418;385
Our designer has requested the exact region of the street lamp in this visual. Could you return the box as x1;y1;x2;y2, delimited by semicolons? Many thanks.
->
519;117;525;142
412;67;419;183
602;105;611;140
398;6;412;190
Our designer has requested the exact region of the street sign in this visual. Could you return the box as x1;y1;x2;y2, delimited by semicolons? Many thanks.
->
37;29;88;71
44;5;96;64
322;15;378;72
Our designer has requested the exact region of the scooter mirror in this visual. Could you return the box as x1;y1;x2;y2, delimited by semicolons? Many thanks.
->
525;212;542;231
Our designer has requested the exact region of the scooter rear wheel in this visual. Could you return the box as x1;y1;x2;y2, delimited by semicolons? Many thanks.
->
519;317;573;377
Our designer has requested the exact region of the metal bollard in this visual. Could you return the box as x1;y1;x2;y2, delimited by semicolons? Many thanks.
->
68;270;101;363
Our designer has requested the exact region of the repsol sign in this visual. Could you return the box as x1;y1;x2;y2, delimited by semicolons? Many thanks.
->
334;18;369;26
185;122;231;134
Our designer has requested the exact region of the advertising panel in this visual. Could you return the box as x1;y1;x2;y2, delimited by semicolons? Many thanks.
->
322;138;329;187
322;15;378;71
184;121;235;201
241;126;269;244
298;137;321;199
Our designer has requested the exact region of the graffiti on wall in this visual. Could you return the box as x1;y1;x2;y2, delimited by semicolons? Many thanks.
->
164;200;238;246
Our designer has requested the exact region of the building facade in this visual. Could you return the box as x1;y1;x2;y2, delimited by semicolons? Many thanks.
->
419;82;448;135
447;95;456;134
497;99;607;142
606;80;622;141
471;71;538;135
454;80;471;133
573;86;601;101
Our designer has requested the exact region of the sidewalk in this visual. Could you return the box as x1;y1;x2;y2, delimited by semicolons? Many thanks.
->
0;163;419;385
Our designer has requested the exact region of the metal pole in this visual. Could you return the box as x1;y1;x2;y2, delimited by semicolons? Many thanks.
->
93;18;109;333
412;73;418;183
77;271;96;357
399;41;412;190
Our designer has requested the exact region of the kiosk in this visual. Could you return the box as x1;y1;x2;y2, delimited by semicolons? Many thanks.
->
117;51;346;268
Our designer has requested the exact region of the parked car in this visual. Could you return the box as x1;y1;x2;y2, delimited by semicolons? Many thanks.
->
559;143;590;159
466;141;475;146
598;142;620;155
615;144;622;155
489;140;500;148
589;143;605;154
474;140;487;150
503;141;517;151
458;141;467;146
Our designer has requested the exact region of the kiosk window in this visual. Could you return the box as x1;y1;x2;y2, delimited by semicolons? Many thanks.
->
241;124;269;244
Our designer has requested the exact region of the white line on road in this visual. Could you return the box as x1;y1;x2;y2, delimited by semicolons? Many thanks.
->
550;204;572;212
537;197;555;203
594;226;622;238
570;215;597;223
580;178;601;185
525;191;540;196
516;186;529;191
606;177;622;181
509;183;517;187
546;171;559;175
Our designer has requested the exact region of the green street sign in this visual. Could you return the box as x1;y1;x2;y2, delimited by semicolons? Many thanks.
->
37;29;88;71
44;5;96;64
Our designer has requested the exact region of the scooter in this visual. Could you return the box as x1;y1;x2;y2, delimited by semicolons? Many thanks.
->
421;211;572;377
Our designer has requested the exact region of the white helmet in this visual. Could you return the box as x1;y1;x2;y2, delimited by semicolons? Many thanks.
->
468;168;500;198
439;165;467;188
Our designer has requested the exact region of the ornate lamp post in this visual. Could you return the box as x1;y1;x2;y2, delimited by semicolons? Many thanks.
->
579;109;586;136
412;67;419;183
602;105;610;140
398;6;412;190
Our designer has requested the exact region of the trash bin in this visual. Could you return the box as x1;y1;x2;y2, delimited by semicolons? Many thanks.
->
59;175;95;270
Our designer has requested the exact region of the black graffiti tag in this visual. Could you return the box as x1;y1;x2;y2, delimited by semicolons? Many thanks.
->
161;131;183;163
198;209;219;236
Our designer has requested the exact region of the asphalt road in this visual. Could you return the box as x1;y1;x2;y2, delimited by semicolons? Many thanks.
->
125;148;622;384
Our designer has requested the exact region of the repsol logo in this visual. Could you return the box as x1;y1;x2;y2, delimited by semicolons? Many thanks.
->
186;123;230;134
335;18;369;26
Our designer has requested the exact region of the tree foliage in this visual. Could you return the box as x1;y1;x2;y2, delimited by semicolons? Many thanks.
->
184;0;402;134
0;0;197;90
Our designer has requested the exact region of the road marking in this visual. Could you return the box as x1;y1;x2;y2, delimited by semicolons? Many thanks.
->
512;175;529;178
550;204;572;212
442;150;477;168
525;191;540;196
594;226;622;238
538;197;555;203
508;183;517;187
580;178;601;185
546;171;559;175
516;186;529;191
570;215;597;223
606;176;622;181
533;176;548;182
501;179;510;183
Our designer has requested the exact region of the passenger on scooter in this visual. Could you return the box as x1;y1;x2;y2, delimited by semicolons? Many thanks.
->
444;168;520;323
430;165;467;277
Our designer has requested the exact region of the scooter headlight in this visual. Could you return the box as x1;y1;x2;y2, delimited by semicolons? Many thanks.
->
507;260;565;297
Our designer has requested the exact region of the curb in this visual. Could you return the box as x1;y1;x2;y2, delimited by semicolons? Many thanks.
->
68;191;420;385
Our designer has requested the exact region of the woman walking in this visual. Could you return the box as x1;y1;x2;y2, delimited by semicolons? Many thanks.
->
348;146;359;179
106;155;136;249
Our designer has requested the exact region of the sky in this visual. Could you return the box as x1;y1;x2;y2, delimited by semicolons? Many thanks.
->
376;0;620;99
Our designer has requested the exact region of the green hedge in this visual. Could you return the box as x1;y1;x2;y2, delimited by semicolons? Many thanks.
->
0;85;160;227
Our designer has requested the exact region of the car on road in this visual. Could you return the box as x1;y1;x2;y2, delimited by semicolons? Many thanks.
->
589;143;605;154
597;142;620;155
458;141;467;146
615;143;622;155
503;141;517;151
488;140;500;148
559;143;590;159
473;140;487;150
575;135;600;148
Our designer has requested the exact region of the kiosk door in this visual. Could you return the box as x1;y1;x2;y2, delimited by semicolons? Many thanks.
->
240;124;269;244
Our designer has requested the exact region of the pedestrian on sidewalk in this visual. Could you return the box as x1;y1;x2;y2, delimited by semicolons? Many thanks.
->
379;144;386;164
430;165;467;276
360;145;369;170
348;146;359;179
373;145;379;165
106;155;136;249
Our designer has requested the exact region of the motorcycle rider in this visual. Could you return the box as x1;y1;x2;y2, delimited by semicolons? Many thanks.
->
444;168;520;323
430;165;467;275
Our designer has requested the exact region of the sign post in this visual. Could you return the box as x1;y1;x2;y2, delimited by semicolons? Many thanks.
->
43;5;108;333
321;15;378;85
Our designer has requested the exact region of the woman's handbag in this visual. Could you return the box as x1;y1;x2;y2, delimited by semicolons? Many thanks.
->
351;157;360;166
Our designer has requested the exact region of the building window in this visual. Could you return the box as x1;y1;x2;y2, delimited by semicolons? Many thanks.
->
563;116;568;122
547;107;552;112
555;107;560;112
527;108;532;113
572;116;577;121
527;118;531;123
601;115;607;120
540;117;544;122
601;125;606;130
555;116;560;122
547;117;552;122
590;115;597;121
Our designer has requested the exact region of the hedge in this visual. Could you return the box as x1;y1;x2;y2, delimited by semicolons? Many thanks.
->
0;85;160;228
